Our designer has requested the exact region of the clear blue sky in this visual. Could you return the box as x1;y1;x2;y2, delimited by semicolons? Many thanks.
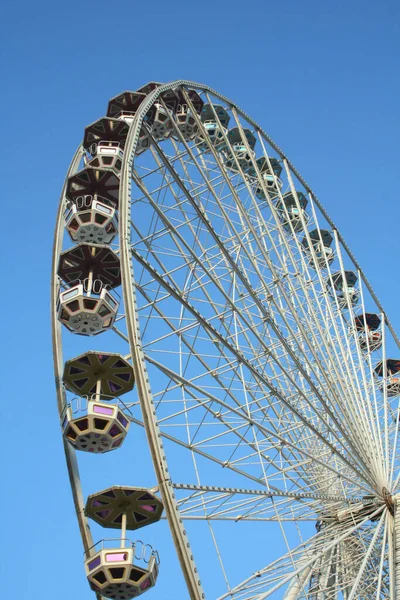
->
1;0;399;597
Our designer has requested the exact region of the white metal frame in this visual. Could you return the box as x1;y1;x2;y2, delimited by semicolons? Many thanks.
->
52;81;400;599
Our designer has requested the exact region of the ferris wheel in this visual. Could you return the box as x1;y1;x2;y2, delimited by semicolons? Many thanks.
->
51;80;400;600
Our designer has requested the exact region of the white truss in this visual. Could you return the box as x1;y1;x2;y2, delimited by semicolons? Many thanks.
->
53;82;400;599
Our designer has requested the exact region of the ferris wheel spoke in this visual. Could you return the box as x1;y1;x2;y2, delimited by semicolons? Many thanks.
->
128;392;385;510
143;327;373;496
389;397;400;488
145;354;375;495
166;123;345;401
129;178;384;496
131;246;375;487
127;405;361;522
344;511;386;600
281;181;380;455
139;122;382;482
374;511;389;599
327;230;385;474
216;507;385;599
211;106;382;474
127;409;303;490
208;101;382;458
171;483;364;523
347;272;386;479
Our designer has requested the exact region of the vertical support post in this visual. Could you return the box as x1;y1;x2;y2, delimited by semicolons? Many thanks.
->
121;512;127;549
95;379;101;403
283;566;312;599
394;498;400;600
51;147;99;570
87;268;93;297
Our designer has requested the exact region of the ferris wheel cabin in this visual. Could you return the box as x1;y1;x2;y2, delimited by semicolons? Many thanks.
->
57;244;121;335
62;351;134;452
63;399;130;453
197;103;230;151
171;89;204;141
85;541;159;599
375;359;400;397
223;127;257;173
107;90;147;122
83;117;128;159
276;191;309;232
327;271;359;308
247;157;283;200
301;228;334;268
67;166;120;208
84;487;163;599
57;282;119;336
139;85;177;141
65;197;118;245
354;312;382;352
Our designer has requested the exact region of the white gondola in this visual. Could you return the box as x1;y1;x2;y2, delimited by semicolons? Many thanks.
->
302;229;334;268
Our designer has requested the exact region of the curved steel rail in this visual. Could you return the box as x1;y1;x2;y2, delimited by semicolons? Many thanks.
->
51;147;104;600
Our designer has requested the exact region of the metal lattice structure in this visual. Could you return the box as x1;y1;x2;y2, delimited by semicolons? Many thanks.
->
51;80;400;599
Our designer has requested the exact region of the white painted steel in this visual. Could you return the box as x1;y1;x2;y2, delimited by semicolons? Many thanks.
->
53;81;400;599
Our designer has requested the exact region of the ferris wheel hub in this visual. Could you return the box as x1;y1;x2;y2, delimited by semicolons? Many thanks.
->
383;487;395;515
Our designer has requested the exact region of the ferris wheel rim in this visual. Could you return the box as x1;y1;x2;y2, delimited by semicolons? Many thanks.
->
52;80;399;599
51;145;104;600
